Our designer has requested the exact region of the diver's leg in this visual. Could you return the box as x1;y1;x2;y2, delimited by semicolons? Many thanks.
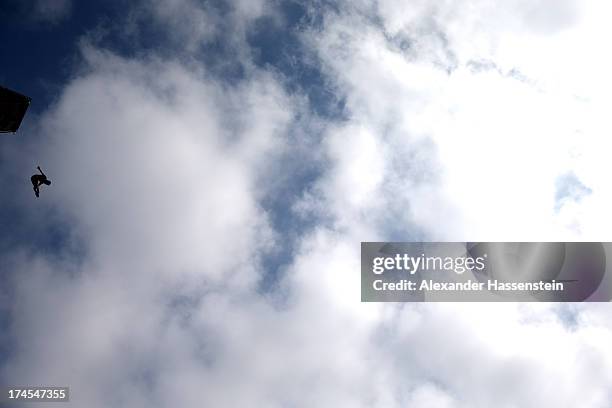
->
33;185;39;197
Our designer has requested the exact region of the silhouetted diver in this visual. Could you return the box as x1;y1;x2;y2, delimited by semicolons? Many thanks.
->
31;166;51;198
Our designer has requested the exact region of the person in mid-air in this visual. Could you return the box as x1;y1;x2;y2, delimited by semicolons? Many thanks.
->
31;166;51;197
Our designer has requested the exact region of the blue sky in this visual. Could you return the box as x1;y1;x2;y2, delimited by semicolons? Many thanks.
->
2;1;612;407
1;1;115;111
0;1;340;116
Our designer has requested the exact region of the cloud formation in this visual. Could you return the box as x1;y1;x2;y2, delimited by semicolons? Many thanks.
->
2;1;612;407
304;0;612;241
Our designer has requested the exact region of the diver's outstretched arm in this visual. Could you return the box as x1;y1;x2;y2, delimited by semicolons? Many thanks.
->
37;166;46;177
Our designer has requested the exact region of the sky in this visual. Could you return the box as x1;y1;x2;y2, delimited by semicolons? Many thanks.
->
1;0;612;407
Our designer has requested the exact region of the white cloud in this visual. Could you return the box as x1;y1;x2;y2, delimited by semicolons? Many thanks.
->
2;36;301;405
304;0;612;241
38;45;292;285
3;1;612;407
